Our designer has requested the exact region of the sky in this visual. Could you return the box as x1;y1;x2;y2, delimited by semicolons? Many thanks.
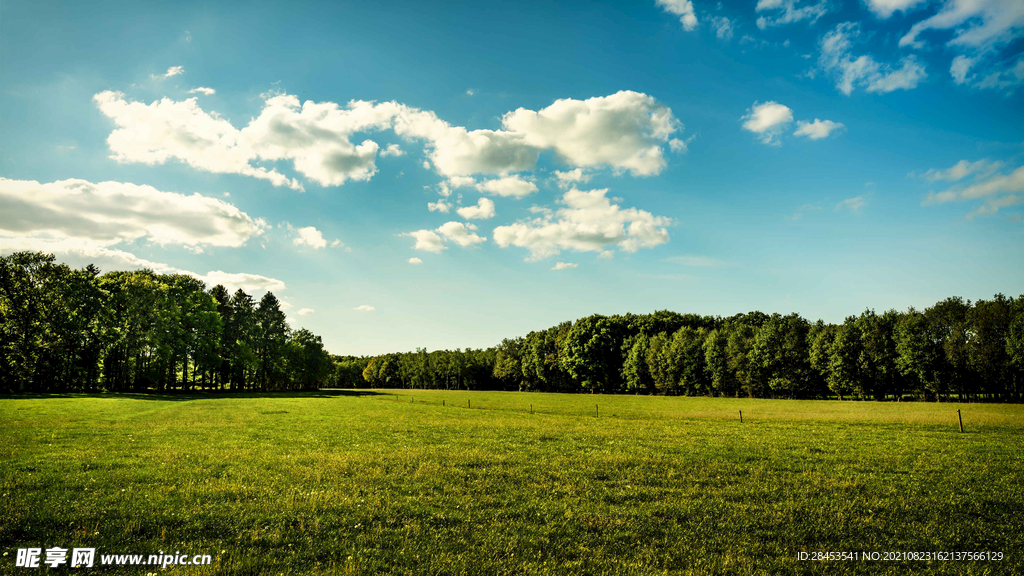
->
1;0;1023;356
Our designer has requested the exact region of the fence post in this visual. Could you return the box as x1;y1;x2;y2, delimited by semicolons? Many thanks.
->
958;409;964;433
739;410;743;423
596;404;599;418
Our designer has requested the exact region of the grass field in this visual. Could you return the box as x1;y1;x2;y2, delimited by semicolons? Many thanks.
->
1;390;1022;575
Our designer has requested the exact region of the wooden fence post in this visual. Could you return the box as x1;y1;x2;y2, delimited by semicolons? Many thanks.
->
739;410;743;423
958;409;964;433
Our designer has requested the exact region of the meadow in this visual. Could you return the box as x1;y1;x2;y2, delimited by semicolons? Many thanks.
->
1;390;1022;575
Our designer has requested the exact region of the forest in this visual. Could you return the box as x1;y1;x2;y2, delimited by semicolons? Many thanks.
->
346;297;1024;402
3;251;1022;401
0;252;333;393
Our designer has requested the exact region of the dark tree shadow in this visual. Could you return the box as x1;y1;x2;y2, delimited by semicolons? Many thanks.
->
0;388;385;401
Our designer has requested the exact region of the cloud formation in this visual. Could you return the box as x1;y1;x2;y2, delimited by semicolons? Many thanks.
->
354;304;376;311
819;23;927;95
551;262;578;270
0;177;266;249
741;101;793;145
493;188;671;261
475;175;538;198
95;90;684;188
794;119;845;139
656;0;698;31
456;197;496;220
755;0;829;29
297;308;314;316
922;160;1024;218
293;226;328;249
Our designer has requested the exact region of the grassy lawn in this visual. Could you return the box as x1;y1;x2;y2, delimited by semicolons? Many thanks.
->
1;390;1022;575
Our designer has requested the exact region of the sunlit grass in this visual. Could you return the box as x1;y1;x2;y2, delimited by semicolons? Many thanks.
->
2;390;1022;575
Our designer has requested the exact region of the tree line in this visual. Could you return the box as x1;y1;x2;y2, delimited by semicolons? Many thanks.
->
343;298;1024;402
1;252;333;393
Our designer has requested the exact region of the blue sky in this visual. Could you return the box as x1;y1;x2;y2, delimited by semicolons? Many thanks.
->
2;0;1022;355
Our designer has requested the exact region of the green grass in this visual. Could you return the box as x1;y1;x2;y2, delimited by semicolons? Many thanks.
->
1;390;1022;575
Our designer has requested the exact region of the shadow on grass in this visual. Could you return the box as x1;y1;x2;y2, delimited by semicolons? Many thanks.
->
0;388;385;401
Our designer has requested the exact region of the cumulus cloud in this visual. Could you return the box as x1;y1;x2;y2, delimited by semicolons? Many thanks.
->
741;101;793;145
551;262;578;270
188;87;216;95
457;197;496;220
493;188;671;261
293;226;328;249
95;89;683;188
864;0;927;19
297;308;314;316
354;304;376;311
380;143;405;157
0;177;266;249
974;56;1024;90
502;91;682;177
819;23;927;94
403;229;446;253
437;221;487;247
656;0;698;31
475;175;538;198
94;91;303;190
794;118;845;139
428;199;452;213
553;168;591;188
755;0;829;29
408;257;423;264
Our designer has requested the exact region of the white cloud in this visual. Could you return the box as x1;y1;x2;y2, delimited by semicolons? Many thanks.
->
354;304;376;311
922;158;1003;182
466;89;476;96
154;66;184;79
428;199;452;213
900;0;1024;51
293;226;328;249
457;197;496;220
864;0;927;19
656;0;698;31
408;257;423;264
330;239;344;248
819;23;927;95
95;90;683;189
437;221;487;247
922;164;1024;219
755;0;829;29
297;308;314;316
501;91;682;177
0;177;265;249
0;238;285;295
493;188;671;261
794;118;845;139
950;55;979;84
448;176;477;189
666;255;726;266
475;175;538;198
188;87;216;95
380;143;405;157
94;91;303;190
553;168;590;188
836;196;867;212
552;262;578;270
710;16;735;40
403;229;446;253
741;101;793;145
